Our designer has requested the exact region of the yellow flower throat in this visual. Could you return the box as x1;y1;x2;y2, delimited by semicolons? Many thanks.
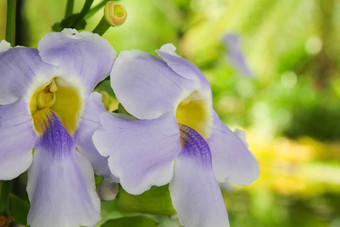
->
29;77;83;136
175;91;211;139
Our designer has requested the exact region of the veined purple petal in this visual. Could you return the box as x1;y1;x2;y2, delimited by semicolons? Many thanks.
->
27;111;100;227
169;124;229;227
37;112;73;158
156;43;211;92
0;99;36;179
178;124;212;167
0;47;55;105
110;50;194;119
38;29;116;94
75;92;118;181
93;112;181;194
207;111;260;185
223;33;253;77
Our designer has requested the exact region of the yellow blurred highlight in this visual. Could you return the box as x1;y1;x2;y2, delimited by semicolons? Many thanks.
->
244;131;340;196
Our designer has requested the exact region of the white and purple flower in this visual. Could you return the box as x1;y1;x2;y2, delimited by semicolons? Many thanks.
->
93;44;260;227
0;29;116;227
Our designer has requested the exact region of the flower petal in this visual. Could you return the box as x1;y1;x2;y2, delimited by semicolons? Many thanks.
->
110;50;194;119
0;47;54;105
156;43;211;91
38;29;116;93
93;112;181;194
169;124;229;227
75;92;117;181
223;33;252;77
0;100;36;179
207;111;260;185
27;112;100;227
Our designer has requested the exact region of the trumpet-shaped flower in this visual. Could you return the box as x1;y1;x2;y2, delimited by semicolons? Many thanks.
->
0;29;116;227
93;44;260;227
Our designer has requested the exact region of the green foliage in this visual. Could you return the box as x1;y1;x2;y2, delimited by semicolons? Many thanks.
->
284;104;340;142
10;194;30;225
226;190;340;227
101;216;158;227
117;185;176;215
1;0;340;226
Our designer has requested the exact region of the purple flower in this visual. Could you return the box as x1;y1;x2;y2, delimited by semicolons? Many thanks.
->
93;44;260;227
0;29;116;227
223;33;253;77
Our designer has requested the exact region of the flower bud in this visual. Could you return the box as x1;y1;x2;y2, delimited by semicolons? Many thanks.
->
98;178;119;201
104;1;127;27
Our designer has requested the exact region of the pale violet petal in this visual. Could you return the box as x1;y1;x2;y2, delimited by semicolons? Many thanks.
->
207;111;260;185
93;112;181;194
223;33;253;77
156;43;211;91
233;128;249;147
27;150;101;227
0;100;36;179
0;47;55;105
75;92;117;181
38;29;116;93
169;124;229;227
110;50;194;119
27;112;100;227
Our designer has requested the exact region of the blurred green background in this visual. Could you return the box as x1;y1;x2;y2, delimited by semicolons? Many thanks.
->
1;0;340;226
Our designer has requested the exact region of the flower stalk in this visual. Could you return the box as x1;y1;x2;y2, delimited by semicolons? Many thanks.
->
64;0;74;18
72;0;94;28
85;0;111;19
6;0;17;46
0;181;11;215
92;16;110;36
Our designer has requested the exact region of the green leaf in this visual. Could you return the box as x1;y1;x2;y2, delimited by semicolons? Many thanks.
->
101;216;158;227
10;194;29;225
95;200;125;226
117;185;176;215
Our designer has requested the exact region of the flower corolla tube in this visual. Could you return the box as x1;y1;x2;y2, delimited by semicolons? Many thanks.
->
93;43;260;227
0;29;116;227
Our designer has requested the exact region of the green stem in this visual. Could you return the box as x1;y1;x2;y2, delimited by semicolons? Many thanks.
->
72;0;94;28
0;181;11;215
64;0;74;18
6;0;17;46
85;0;111;19
92;16;110;36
